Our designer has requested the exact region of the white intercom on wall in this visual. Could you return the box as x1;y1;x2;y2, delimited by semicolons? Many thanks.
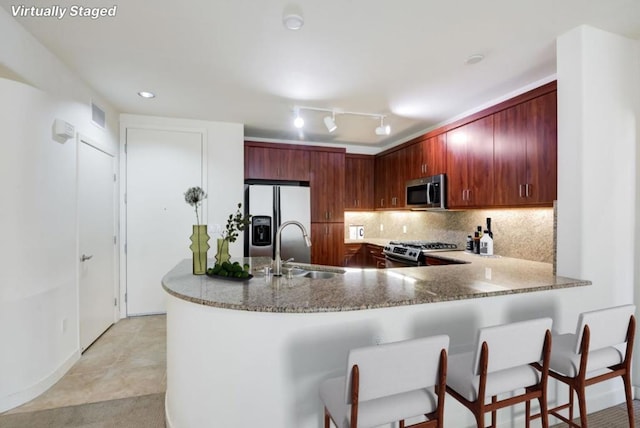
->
54;118;75;140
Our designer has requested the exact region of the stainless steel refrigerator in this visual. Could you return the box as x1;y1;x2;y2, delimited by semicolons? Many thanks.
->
244;183;311;263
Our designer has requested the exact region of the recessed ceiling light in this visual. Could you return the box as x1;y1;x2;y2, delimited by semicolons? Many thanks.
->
465;54;484;65
137;91;156;99
283;13;304;30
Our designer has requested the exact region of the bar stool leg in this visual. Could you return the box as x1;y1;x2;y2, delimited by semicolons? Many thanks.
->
324;408;330;428
525;400;531;428
623;372;634;427
576;385;588;428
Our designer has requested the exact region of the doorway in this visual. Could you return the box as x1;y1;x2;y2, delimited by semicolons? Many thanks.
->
78;136;117;351
124;128;204;315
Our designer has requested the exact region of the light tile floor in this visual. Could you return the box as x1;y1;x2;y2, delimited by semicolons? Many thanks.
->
5;315;166;415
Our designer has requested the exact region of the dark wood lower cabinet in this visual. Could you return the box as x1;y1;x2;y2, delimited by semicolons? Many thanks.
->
311;223;344;266
366;244;386;268
344;243;364;267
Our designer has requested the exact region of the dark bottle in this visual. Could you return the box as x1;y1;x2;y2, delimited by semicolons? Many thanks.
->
473;231;480;254
477;226;483;240
466;235;473;252
486;217;493;239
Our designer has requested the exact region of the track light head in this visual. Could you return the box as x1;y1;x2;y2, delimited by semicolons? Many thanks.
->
375;117;391;136
293;109;304;128
323;113;337;132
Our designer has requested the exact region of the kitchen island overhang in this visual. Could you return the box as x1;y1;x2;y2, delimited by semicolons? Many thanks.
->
162;253;590;313
162;255;591;428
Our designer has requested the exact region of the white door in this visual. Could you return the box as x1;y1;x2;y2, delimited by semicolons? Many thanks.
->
126;128;203;315
78;138;116;351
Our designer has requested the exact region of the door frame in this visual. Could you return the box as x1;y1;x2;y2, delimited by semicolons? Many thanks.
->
76;133;119;345
118;117;208;318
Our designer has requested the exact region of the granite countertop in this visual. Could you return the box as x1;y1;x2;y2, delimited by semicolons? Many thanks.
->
161;253;591;313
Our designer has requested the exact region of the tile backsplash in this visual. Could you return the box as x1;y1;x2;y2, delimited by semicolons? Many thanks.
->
345;207;554;263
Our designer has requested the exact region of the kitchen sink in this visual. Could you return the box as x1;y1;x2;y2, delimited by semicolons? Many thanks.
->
304;271;337;279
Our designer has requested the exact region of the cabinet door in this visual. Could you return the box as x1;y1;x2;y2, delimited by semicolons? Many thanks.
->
524;92;557;204
446;128;470;208
446;116;494;207
404;142;424;180
493;104;527;206
365;244;386;268
311;223;344;266
245;146;310;181
310;151;345;222
374;155;388;209
345;155;374;210
422;134;446;176
388;150;405;208
344;243;363;267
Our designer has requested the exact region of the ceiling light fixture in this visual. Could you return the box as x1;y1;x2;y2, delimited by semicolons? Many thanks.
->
465;54;484;65
292;106;390;136
293;109;304;128
323;112;337;132
375;116;391;136
283;13;304;30
137;91;156;98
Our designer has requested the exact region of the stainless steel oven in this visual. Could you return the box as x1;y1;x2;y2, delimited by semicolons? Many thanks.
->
383;241;459;267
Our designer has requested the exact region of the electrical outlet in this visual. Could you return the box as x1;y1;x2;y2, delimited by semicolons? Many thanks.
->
379;224;384;232
402;225;407;234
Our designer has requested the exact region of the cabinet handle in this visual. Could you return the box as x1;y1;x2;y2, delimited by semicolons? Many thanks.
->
519;184;524;198
380;198;384;207
526;184;531;197
354;199;357;207
325;225;329;235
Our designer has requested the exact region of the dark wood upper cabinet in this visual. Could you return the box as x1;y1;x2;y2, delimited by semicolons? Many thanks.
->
310;150;345;222
422;134;446;176
374;150;404;209
244;143;310;181
345;154;374;210
494;92;557;206
446;116;494;208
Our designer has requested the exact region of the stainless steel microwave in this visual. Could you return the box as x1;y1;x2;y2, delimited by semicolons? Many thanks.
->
406;174;446;210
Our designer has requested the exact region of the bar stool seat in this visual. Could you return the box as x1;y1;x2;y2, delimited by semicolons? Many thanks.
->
320;335;449;428
447;353;543;402
320;379;438;428
549;333;626;377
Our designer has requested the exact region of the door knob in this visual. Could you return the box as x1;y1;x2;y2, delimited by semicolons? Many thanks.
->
80;254;93;262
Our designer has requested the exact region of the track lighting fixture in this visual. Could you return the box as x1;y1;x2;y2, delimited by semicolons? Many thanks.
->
293;109;304;128
323;112;337;132
292;106;390;136
375;116;391;136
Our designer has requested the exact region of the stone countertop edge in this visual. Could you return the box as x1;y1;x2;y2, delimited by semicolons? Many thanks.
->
161;254;591;314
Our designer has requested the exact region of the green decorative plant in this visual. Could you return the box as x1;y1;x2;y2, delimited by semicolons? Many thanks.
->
221;203;251;243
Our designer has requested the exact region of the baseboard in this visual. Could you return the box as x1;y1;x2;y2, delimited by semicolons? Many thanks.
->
0;349;80;413
165;392;174;428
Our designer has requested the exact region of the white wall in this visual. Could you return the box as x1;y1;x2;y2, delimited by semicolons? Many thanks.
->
0;7;120;411
556;25;639;390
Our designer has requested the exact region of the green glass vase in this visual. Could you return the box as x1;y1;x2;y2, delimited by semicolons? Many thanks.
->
215;238;231;265
190;225;210;275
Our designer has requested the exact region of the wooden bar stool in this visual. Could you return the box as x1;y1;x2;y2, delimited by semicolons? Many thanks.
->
446;318;553;428
531;304;636;427
319;335;449;428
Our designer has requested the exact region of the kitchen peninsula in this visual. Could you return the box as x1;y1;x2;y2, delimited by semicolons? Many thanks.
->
162;254;589;428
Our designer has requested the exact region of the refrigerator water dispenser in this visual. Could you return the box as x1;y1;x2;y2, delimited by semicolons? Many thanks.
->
251;216;272;246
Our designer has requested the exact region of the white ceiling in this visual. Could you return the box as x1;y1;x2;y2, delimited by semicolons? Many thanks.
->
3;0;640;149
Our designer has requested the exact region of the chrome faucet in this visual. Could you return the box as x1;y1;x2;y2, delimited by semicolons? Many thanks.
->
273;221;312;276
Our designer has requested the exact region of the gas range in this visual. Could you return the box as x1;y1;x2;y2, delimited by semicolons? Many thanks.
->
383;241;459;265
